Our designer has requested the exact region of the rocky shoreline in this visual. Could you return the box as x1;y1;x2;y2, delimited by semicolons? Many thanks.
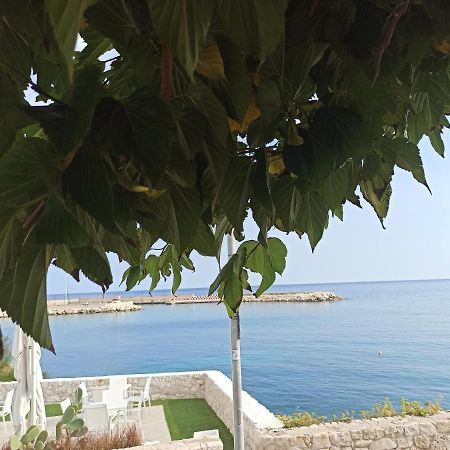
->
0;300;141;319
0;292;342;318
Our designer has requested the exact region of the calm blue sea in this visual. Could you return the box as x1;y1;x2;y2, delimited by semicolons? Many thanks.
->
3;279;450;416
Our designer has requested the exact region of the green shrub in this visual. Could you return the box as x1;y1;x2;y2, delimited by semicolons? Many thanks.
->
278;398;443;428
400;399;442;417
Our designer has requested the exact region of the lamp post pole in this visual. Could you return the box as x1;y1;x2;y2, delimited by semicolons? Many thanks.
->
227;234;244;450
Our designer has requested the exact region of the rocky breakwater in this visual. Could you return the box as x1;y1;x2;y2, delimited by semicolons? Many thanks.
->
0;300;142;319
244;291;343;303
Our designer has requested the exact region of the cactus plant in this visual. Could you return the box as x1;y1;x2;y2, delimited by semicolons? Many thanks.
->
10;426;49;450
10;389;87;450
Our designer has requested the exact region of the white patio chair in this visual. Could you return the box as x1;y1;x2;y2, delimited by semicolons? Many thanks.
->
60;397;71;414
0;390;13;432
83;403;117;434
125;396;144;440
109;376;130;399
127;377;152;414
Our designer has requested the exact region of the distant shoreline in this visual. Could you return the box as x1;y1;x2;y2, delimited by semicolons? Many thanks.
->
0;291;342;319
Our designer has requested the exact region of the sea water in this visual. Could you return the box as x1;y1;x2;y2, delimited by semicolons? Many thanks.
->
4;279;450;416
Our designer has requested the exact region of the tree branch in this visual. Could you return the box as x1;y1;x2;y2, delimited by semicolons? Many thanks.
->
309;0;319;17
22;201;45;232
160;45;174;101
28;80;64;105
370;0;410;83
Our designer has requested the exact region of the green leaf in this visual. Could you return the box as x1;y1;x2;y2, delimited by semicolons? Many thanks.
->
10;434;21;450
0;229;53;351
382;138;428;189
217;0;288;59
267;237;287;275
209;37;252;122
52;245;80;281
0;205;22;280
270;176;301;230
0;138;56;208
65;418;84;432
63;148;116;231
320;165;350;210
45;0;90;84
218;157;253;232
296;192;329;250
29;65;103;157
125;266;141;291
61;405;76;425
360;180;391;225
92;92;172;182
36;192;89;246
428;129;445;157
144;255;161;292
165;185;201;253
21;425;41;444
148;0;214;77
71;246;112;293
0;72;33;156
191;222;217;257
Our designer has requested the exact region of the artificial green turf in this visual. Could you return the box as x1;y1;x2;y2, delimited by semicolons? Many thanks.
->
153;398;234;450
0;404;61;422
45;403;62;417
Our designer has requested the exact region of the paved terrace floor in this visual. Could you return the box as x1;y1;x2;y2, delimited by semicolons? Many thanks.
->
0;405;171;446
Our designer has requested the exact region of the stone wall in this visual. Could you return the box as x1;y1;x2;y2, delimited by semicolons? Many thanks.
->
0;371;206;404
2;371;450;450
254;412;450;450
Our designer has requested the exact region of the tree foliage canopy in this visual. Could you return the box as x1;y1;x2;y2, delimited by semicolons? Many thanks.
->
1;0;450;350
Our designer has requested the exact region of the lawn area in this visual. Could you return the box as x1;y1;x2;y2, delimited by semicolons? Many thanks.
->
153;398;234;450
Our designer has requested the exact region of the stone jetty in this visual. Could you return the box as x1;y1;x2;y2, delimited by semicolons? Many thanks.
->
0;300;141;319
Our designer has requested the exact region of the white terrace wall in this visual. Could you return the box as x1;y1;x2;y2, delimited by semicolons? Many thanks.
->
2;371;450;450
122;436;223;450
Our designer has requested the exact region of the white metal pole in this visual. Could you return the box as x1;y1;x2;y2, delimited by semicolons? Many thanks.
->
28;337;37;426
227;234;245;450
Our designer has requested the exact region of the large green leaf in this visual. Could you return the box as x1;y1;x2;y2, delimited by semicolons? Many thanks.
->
52;245;80;281
0;205;22;280
165;185;201;252
45;0;90;84
36;192;89;246
0;72;33;156
71;246;113;292
296;192;329;250
217;0;288;59
270;176;301;231
381;137;428;189
28;65;103;157
191;222;217;257
148;0;214;78
0;138;56;208
63;148;116;231
0;230;53;351
217;157;253;232
92;91;172;182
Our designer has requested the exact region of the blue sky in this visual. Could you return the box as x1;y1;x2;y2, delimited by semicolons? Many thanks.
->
47;132;450;295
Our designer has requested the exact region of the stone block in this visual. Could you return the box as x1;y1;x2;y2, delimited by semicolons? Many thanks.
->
404;424;420;437
435;420;450;434
363;428;385;440
397;438;414;448
351;430;364;440
329;431;351;446
312;432;331;449
419;423;437;436
430;436;447;450
370;438;397;450
414;435;431;449
354;440;373;447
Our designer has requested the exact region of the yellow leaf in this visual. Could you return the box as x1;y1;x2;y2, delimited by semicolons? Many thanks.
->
268;154;286;176
433;39;450;54
228;95;261;133
117;173;149;193
196;44;225;80
146;189;167;199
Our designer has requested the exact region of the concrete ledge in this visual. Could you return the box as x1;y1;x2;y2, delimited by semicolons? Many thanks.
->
123;436;223;449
